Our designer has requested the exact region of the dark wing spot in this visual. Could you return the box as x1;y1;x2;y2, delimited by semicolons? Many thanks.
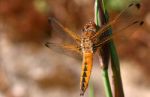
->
136;3;141;9
45;42;50;48
140;21;144;25
128;3;134;7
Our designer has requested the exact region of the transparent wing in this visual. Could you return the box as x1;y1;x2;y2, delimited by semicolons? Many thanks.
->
44;41;82;59
93;3;144;47
92;3;142;39
94;21;144;48
44;3;143;58
48;18;81;43
44;17;82;59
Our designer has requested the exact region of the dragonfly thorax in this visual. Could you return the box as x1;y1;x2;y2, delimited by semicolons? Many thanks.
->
81;37;93;53
80;21;97;53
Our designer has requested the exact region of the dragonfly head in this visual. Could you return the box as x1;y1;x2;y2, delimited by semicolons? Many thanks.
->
82;21;97;33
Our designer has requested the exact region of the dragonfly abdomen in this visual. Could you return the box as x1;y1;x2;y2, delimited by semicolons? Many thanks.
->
80;52;93;96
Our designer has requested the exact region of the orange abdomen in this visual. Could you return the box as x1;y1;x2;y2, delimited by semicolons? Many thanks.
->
80;52;93;95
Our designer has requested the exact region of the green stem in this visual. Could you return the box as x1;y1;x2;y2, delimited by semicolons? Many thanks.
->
102;69;113;97
94;0;113;97
110;41;124;97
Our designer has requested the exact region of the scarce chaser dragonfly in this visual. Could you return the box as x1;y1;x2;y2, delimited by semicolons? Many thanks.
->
45;3;143;96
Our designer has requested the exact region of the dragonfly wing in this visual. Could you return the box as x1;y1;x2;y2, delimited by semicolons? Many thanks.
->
45;17;82;59
94;20;144;48
92;3;144;47
92;3;143;39
44;41;82;59
48;18;81;42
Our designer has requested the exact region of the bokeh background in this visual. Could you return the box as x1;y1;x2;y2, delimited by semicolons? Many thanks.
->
0;0;150;97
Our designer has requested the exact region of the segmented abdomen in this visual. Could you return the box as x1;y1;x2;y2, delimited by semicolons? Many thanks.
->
80;52;93;96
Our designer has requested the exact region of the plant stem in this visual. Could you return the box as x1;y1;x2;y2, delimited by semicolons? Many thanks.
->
102;69;113;97
94;0;113;97
110;42;124;97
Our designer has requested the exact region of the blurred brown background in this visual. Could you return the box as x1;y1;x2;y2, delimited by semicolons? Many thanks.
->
0;0;150;97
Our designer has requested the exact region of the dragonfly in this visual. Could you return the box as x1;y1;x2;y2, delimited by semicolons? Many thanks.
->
45;3;143;96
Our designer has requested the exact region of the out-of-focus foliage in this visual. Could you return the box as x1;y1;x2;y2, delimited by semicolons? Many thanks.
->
33;0;48;13
105;0;140;10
